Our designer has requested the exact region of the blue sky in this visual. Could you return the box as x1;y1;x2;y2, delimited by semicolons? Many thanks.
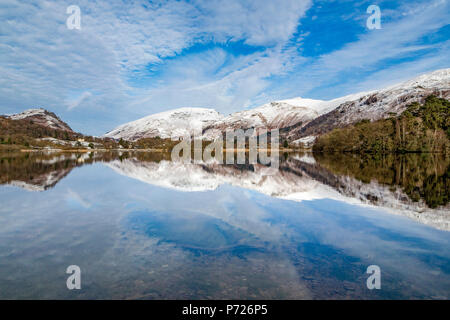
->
0;0;449;135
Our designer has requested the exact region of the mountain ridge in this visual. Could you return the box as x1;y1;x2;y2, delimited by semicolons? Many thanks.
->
3;68;449;146
103;68;450;143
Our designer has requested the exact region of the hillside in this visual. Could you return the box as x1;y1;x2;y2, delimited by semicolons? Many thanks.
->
1;108;76;138
0;108;115;150
0;109;79;149
313;95;450;153
290;69;450;142
7;108;73;132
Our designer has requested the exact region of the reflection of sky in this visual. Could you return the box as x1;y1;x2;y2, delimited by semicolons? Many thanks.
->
0;163;449;299
253;195;450;293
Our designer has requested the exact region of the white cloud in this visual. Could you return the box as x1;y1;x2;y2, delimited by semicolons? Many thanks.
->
128;45;304;115
66;91;93;111
194;0;312;46
0;0;311;133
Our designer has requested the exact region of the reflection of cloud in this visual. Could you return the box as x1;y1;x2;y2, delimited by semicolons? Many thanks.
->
302;200;450;296
65;188;91;209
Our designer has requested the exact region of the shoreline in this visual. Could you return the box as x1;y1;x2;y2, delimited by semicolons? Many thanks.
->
13;147;303;153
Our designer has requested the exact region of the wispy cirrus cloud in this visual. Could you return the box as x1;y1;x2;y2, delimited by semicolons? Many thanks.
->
66;91;92;111
271;0;450;100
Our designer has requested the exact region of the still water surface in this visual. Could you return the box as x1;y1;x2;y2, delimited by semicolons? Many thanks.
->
0;152;449;299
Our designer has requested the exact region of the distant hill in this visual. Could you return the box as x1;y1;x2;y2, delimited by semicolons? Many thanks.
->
0;108;81;147
0;108;171;150
7;108;73;132
0;108;114;150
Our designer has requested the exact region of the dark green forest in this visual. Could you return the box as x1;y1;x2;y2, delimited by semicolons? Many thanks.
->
313;95;450;153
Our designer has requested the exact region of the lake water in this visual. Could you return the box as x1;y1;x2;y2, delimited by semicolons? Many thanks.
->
0;151;449;299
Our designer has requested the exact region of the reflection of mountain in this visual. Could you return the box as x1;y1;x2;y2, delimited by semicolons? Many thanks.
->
107;154;449;230
2;151;448;230
313;153;449;208
7;168;71;192
106;156;344;200
288;155;450;231
0;152;113;191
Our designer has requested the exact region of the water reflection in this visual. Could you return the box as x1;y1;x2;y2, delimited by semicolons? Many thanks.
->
2;151;447;229
0;151;448;299
314;153;449;209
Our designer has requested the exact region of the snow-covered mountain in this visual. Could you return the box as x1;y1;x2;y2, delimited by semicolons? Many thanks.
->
103;98;338;141
290;69;450;141
6;108;73;132
103;68;450;142
201;98;333;140
104;107;224;141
